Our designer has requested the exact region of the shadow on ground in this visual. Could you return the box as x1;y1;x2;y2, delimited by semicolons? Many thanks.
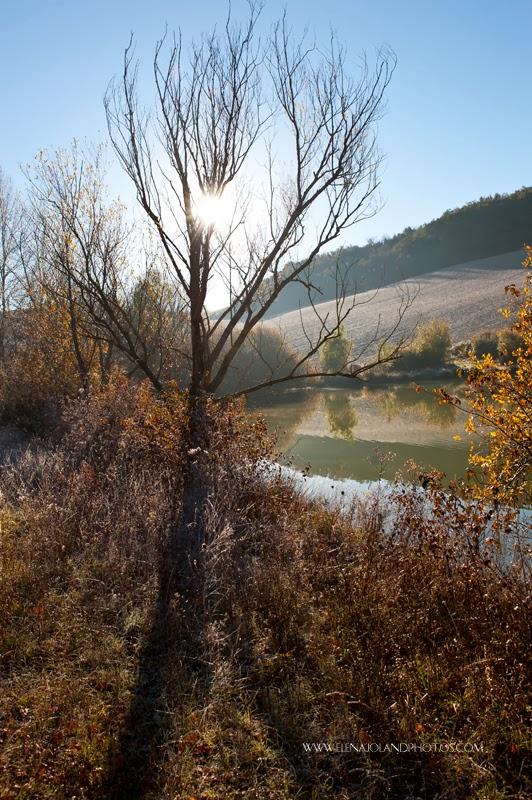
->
101;484;208;800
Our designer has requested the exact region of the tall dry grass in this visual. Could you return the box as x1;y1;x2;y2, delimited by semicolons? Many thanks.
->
0;374;529;799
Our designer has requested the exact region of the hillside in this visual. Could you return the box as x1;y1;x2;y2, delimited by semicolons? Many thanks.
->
270;250;525;359
265;187;532;317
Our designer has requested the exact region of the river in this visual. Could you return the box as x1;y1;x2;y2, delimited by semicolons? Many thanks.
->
254;381;470;485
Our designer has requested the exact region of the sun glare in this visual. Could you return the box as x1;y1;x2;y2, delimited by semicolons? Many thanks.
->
194;192;226;229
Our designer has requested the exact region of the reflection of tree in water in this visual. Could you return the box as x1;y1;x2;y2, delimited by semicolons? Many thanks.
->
374;386;459;429
253;389;321;448
324;393;358;440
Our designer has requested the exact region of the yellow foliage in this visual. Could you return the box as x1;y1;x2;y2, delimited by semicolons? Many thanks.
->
464;247;531;505
0;292;98;428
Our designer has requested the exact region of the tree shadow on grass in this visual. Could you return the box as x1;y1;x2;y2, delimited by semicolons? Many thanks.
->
101;485;208;800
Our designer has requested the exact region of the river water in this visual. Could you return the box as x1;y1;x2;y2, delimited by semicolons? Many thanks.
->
254;381;470;484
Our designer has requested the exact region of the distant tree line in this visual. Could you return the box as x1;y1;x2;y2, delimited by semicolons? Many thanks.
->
266;186;532;316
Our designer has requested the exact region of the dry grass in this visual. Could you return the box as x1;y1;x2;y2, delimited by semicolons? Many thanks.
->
0;375;530;799
0;375;182;798
177;472;530;800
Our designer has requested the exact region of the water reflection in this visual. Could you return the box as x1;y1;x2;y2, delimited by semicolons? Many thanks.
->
376;386;458;428
254;381;469;484
324;393;358;440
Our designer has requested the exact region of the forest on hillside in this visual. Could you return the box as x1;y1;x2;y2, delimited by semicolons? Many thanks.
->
266;187;532;316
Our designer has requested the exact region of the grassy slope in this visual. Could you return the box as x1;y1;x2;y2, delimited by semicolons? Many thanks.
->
269;250;525;360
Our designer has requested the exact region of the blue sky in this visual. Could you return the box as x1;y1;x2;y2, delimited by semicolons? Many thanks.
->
1;0;531;247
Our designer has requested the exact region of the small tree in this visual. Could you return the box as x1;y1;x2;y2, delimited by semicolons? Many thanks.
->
396;318;451;370
471;330;499;360
497;328;524;363
441;252;531;506
219;323;299;395
320;325;352;372
0;287;89;428
0;169;21;363
413;319;451;363
24;143;186;393
127;266;189;384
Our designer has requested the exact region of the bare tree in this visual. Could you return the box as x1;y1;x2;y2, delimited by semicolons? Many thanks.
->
24;144;188;391
0;168;22;362
104;5;407;402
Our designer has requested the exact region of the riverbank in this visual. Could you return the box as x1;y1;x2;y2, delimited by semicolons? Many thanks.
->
0;382;529;800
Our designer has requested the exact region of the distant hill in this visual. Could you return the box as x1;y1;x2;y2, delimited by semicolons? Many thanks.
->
265;187;532;317
271;250;525;360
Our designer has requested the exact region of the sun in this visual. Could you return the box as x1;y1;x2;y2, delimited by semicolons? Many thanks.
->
193;192;226;229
